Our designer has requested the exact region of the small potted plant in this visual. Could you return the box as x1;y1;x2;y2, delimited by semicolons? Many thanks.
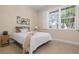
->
2;31;8;35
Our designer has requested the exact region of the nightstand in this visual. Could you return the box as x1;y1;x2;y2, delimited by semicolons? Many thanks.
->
1;35;10;46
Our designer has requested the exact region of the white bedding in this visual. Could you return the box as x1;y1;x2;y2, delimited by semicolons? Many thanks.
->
12;32;26;44
12;32;52;54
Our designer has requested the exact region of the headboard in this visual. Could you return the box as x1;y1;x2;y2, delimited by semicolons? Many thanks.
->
15;26;30;32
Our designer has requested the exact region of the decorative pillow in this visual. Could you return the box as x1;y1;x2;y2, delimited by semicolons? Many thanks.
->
20;29;28;33
16;27;21;33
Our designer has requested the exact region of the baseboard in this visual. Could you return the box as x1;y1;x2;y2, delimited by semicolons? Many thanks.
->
53;39;79;45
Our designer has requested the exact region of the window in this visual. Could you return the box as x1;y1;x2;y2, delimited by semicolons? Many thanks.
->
61;6;75;29
48;6;75;29
48;10;59;29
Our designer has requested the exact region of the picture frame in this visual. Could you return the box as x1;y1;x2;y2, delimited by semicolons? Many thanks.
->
16;16;30;25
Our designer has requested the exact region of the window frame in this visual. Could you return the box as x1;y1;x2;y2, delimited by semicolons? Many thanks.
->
48;10;59;29
47;5;77;30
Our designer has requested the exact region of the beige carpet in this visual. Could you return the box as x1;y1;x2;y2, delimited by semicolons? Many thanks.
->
0;40;79;54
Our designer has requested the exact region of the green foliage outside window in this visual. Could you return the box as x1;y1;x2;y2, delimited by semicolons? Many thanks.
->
61;6;75;29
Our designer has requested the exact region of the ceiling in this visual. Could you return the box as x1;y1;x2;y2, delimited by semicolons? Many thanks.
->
30;5;60;11
30;5;48;11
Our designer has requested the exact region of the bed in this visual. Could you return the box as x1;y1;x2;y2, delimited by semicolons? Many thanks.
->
12;26;52;54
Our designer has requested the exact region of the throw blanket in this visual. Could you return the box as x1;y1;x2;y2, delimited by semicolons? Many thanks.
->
22;31;36;53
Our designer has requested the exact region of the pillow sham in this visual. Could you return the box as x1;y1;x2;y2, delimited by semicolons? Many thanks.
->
20;29;28;33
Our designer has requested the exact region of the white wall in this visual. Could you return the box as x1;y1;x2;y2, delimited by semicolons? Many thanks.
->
38;11;48;29
0;5;39;35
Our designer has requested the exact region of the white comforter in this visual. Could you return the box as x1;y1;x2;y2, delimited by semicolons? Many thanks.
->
12;32;52;54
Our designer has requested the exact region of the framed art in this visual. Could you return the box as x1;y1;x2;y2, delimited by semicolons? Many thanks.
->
16;16;30;25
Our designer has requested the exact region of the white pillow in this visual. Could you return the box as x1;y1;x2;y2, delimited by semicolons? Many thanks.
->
20;29;28;32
